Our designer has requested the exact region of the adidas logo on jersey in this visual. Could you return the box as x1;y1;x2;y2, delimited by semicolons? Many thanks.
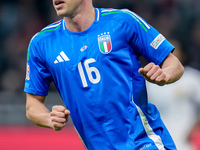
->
54;51;70;64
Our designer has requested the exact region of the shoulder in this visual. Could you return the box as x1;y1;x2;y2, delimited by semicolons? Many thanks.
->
99;8;140;24
27;20;63;58
30;20;63;45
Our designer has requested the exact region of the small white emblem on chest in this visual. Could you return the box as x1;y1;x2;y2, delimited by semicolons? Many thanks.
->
80;45;88;52
54;51;70;64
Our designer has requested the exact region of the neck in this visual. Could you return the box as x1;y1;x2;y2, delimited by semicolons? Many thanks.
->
64;5;95;32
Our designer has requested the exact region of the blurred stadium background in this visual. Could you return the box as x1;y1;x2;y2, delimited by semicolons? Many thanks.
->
1;0;200;149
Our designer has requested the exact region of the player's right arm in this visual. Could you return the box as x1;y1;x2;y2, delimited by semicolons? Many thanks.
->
26;93;70;131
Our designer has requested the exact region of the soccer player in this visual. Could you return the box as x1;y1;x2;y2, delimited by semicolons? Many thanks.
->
24;0;184;149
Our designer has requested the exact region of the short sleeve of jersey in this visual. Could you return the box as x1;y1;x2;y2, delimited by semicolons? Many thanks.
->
24;34;52;96
123;10;174;65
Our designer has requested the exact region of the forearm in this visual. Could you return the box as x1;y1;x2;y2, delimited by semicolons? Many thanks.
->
26;94;53;129
161;53;184;84
26;104;52;129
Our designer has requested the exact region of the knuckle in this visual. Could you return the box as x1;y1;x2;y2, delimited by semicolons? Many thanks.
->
59;112;65;118
160;73;166;78
51;116;57;122
50;111;56;116
52;105;58;110
52;122;59;127
52;117;66;123
154;65;160;70
52;105;64;111
150;76;155;81
149;62;154;66
61;118;67;123
53;122;65;128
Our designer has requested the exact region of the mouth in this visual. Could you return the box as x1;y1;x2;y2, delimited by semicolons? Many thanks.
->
54;0;65;10
56;2;64;5
54;0;64;6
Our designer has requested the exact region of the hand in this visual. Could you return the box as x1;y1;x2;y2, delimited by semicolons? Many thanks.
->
50;105;70;131
138;62;169;86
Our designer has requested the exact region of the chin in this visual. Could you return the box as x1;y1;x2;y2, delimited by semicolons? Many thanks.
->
56;10;65;16
56;10;67;17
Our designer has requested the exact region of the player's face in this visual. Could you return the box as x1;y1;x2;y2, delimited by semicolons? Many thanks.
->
53;0;82;17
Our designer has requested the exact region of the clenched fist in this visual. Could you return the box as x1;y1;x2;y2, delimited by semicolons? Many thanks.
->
138;62;169;86
50;105;70;131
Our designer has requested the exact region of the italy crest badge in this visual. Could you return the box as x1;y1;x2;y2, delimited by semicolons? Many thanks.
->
98;32;112;54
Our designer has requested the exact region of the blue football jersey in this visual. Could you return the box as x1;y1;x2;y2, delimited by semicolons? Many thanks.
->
24;8;177;150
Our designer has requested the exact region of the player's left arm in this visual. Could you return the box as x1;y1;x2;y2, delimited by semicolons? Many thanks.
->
138;53;184;86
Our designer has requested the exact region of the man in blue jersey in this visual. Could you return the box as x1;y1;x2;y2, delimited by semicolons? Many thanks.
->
24;0;184;149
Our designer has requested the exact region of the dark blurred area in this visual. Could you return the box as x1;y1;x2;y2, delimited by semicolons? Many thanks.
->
1;0;200;149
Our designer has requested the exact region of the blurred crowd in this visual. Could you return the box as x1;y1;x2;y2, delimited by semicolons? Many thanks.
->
0;0;58;91
1;0;200;149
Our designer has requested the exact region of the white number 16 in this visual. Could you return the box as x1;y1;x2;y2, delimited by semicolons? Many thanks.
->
78;58;101;87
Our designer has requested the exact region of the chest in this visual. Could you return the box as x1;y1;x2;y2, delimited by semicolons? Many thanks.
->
41;24;138;89
45;26;131;71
